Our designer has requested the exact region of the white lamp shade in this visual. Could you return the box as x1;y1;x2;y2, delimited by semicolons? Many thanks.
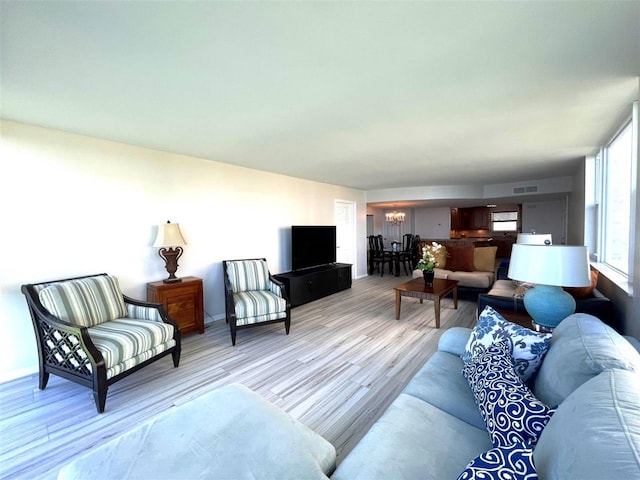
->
508;244;591;287
153;222;186;248
517;233;553;245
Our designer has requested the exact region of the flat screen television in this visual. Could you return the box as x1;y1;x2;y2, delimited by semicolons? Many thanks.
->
291;225;337;271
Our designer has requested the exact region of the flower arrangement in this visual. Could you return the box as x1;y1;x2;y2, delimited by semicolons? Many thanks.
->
416;242;444;272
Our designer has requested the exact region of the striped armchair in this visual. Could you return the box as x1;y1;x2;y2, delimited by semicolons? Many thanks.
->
21;273;181;413
223;259;291;345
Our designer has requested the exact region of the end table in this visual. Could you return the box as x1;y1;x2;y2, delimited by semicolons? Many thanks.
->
147;276;204;334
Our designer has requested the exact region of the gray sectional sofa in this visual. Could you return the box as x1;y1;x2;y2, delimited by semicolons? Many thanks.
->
332;313;640;479
59;314;640;479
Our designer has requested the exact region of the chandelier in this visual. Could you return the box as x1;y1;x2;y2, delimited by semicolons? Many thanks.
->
385;211;405;225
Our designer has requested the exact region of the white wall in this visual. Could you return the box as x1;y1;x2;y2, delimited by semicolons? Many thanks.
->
414;207;451;239
568;160;588;248
521;198;568;244
0;120;367;381
365;206;386;236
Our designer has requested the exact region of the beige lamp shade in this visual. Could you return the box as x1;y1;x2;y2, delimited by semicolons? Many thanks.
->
508;244;591;287
153;222;186;248
517;233;553;245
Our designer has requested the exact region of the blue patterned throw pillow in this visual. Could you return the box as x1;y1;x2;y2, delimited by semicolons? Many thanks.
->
457;441;538;480
462;341;555;448
463;306;551;382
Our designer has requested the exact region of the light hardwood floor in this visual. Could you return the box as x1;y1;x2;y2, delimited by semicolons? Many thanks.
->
0;273;477;480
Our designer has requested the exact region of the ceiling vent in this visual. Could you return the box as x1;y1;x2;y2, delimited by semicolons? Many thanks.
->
513;185;539;194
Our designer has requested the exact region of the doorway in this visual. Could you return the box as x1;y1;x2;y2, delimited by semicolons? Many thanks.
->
335;200;357;275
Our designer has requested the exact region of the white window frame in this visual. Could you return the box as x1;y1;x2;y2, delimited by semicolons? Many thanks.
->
491;211;518;232
596;102;637;285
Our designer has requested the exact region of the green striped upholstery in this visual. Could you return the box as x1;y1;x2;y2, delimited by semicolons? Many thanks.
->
226;260;270;293
87;318;176;379
269;280;283;297
235;311;287;327
104;341;175;379
233;291;287;326
38;276;127;327
126;304;163;322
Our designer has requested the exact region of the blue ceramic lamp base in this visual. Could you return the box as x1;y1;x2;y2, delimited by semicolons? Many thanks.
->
523;284;576;328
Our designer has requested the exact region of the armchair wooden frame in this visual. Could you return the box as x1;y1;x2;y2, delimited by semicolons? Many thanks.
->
222;258;291;346
21;273;181;413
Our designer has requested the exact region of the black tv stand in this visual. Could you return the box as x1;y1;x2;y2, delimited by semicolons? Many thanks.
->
274;263;352;307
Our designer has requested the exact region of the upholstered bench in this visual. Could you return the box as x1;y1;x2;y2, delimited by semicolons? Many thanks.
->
58;383;337;480
22;273;181;413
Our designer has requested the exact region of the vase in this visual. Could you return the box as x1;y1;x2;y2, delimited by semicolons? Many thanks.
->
423;270;435;285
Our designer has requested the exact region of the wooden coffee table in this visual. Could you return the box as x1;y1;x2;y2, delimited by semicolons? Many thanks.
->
394;278;459;328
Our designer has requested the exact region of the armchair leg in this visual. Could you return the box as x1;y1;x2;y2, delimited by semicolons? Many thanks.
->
94;386;107;414
38;370;49;390
230;327;237;346
285;318;291;335
172;348;181;368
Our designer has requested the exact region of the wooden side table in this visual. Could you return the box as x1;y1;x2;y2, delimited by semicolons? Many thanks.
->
494;308;553;333
147;276;204;334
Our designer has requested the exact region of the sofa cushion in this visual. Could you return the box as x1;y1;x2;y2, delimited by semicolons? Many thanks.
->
473;246;498;273
38;275;127;327
433;268;450;279
463;306;551;382
331;393;493;480
457;441;537;480
446;245;475;272
533;313;640;406
415;268;450;280
448;271;494;289
534;369;640;480
58;383;337;480
233;290;287;319
487;279;518;297
403;350;485;430
463;342;555;448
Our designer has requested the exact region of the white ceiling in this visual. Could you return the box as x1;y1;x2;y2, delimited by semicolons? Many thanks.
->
2;1;639;195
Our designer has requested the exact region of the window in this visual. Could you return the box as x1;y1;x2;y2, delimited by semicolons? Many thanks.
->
492;211;518;232
598;108;636;278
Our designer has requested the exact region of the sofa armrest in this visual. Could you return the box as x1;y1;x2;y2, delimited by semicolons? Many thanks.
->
496;260;510;280
575;293;614;328
478;293;527;316
124;295;165;322
268;275;289;303
438;327;472;356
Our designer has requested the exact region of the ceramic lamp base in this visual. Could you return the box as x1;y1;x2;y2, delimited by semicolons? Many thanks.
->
523;284;576;328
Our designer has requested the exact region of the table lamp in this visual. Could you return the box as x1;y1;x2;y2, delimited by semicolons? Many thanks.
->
517;233;552;245
153;221;187;283
507;244;591;329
